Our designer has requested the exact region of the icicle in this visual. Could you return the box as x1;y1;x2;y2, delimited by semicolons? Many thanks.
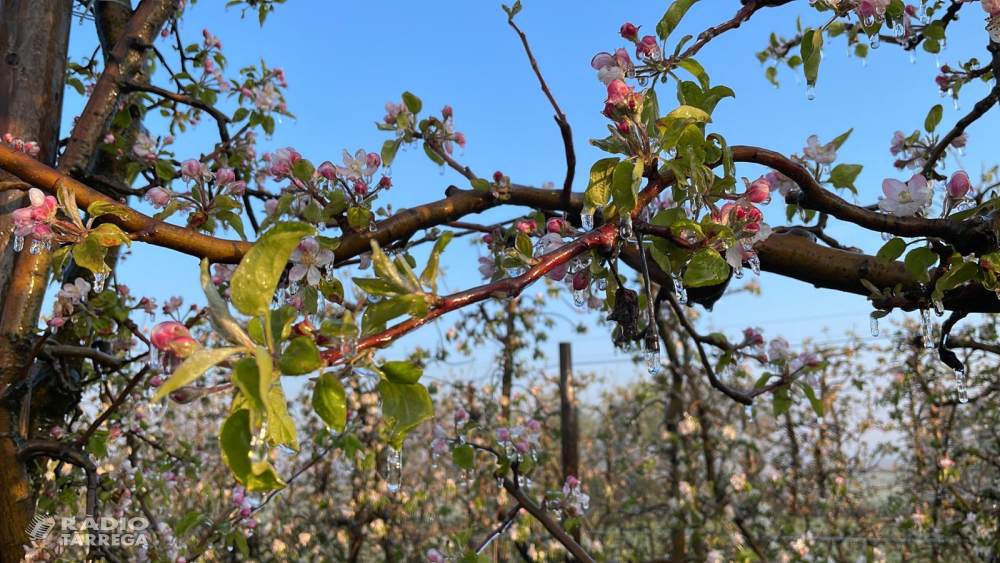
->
748;254;761;276
581;210;595;231
953;97;961;111
43;239;51;250
325;262;336;283
734;266;744;279
744;401;756;422
147;346;159;371
673;277;687;305
869;33;880;50
597;277;608;291
93;272;107;293
920;308;935;349
893;22;905;38
870;315;880;337
805;84;816;100
645;349;661;375
386;446;402;492
881;232;892;241
910;51;917;64
619;215;633;240
287;281;299;295
573;290;585;308
958;146;967;157
933;300;945;317
956;368;969;404
12;235;23;252
28;238;41;255
934;54;941;69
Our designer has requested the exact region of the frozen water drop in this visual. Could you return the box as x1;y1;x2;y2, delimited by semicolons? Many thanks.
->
386;446;403;492
673;277;687;305
573;290;585;308
805;85;816;100
920;308;935;349
816;416;824;425
28;238;41;255
619;215;633;239
12;235;23;252
734;266;744;280
933;300;944;317
870;316;880;337
953;97;961;111
93;272;107;293
325;263;336;282
893;22;905;39
645;349;661;375
748;255;761;276
910;51;917;65
869;33;880;49
597;277;608;291
581;211;595;231
745;402;756;422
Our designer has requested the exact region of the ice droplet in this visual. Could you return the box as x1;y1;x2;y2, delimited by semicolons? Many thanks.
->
893;22;905;39
619;214;633;240
12;235;24;252
881;232;892;241
93;272;107;293
805;85;816;100
581;211;595;231
573;290;586;308
953;97;961;111
673;277;687;305
870;315;880;337
28;238;41;255
745;401;756;422
597;277;608;291
748;254;761;276
869;33;880;50
910;51;917;65
933;300;945;317
956;368;969;404
734;266;744;279
816;416;824;425
920;308;935;349
386;446;403;492
863;14;875;27
325;262;336;282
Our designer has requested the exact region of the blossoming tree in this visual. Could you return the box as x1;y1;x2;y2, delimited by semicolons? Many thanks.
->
3;0;1000;560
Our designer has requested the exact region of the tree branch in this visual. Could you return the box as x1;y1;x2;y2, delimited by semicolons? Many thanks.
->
502;478;595;563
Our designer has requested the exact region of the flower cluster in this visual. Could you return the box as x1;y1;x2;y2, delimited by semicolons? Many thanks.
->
561;476;590;517
496;419;542;455
2;132;40;157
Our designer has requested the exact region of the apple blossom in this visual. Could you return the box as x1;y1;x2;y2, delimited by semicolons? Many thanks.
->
383;100;411;125
952;132;968;148
496;427;510;442
317;161;336;180
878;174;933;216
538;233;568;281
591;48;633;85
215;167;235;185
765;169;796;197
546;217;568;234
427;548;445;563
145;187;171;209
103;132;116;144
802;135;837;165
606;79;632;105
441;105;453;119
947;170;971;199
889;130;906;155
289;237;335;286
335;149;379;180
57;278;91;304
180;158;203;181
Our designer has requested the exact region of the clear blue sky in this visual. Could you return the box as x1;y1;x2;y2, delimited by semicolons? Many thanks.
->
58;1;1000;391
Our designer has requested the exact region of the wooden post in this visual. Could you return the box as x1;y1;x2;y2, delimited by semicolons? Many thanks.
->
559;342;581;556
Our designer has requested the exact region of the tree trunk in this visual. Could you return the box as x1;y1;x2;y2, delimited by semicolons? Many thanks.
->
0;2;73;560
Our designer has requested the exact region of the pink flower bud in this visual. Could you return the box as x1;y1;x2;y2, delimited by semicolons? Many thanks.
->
366;152;381;169
947;170;971;199
746;206;763;223
526;419;541;432
515;220;532;233
482;234;493;245
2;133;13;144
164;135;174;145
180;158;203;181
617;121;630;135
51;426;64;438
442;105;453;119
318;161;337;180
515;441;530;453
228;181;246;197
232;486;245;505
636;35;660;59
606;79;631;106
493;171;504;183
602;103;616;119
455;409;468;423
745;177;770;204
354;181;368;196
546;217;567;234
378;176;392;190
150;375;164;387
496;427;510;441
264;199;279;216
620;22;638;40
215;167;235;185
566;475;580;489
103;133;116;144
572;270;589;291
145;187;171;209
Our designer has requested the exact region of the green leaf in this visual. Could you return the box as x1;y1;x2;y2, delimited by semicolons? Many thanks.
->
612;159;644;218
801;382;824;418
86;201;130;219
828;163;863;193
292;159;315;183
90;223;131;247
583;158;620;213
452;444;475;470
925;104;943;133
200;259;256;349
278;336;321;375
402;91;422;115
772;385;792;417
153;347;246;402
381;138;403;168
219;409;286;491
370;240;419;293
313;372;347;433
361;294;429;336
664;105;711;123
347;207;372;230
230;222;318;316
876;238;907;265
423;142;445;166
264;383;298;452
904;247;938;283
154;160;175;183
801;28;824;86
683;247;729;288
935;261;978;292
420;231;453;291
656;0;700;41
72;236;108;274
830;128;853;150
231;357;266;429
381;361;423;385
379;378;434;449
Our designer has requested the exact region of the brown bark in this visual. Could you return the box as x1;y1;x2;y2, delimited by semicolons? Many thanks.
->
0;1;73;559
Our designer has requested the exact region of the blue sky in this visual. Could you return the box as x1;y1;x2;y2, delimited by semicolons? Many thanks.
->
59;1;1000;393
